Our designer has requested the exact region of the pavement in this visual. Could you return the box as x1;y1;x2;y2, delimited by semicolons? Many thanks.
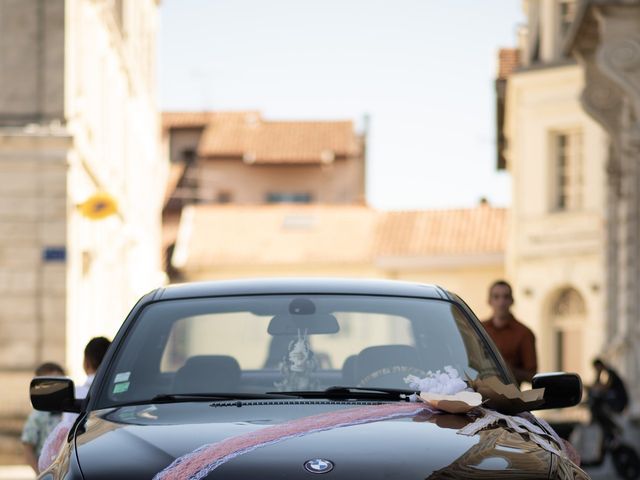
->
582;455;619;479
0;466;33;480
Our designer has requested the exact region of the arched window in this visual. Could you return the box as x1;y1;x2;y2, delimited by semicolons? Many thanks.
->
550;288;586;373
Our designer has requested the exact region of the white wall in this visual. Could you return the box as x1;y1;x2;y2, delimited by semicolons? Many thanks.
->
505;63;608;380
63;0;165;380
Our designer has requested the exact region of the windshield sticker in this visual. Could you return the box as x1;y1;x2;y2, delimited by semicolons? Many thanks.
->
113;381;130;394
114;371;131;383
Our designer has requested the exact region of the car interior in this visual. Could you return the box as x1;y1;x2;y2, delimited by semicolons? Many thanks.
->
96;295;499;407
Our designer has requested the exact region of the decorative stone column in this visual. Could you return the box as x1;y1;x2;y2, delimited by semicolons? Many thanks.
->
570;2;640;406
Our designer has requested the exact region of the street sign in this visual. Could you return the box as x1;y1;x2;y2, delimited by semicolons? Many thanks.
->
43;246;66;262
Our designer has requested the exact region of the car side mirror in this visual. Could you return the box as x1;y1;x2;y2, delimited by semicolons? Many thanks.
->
530;372;582;410
30;377;81;413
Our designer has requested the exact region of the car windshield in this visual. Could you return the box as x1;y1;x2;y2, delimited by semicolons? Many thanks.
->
94;294;504;408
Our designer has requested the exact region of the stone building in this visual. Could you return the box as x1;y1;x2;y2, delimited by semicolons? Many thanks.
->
0;0;165;422
502;0;640;408
161;112;367;272
162;111;366;207
501;0;609;384
566;0;640;406
169;203;507;321
162;111;506;319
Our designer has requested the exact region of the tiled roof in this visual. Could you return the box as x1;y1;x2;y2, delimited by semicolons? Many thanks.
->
375;205;507;257
497;48;520;80
171;204;507;271
163;111;361;164
198;117;360;163
162;111;213;130
162;111;261;131
172;205;377;270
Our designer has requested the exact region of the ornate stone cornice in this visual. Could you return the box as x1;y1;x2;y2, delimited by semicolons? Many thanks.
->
578;51;624;136
598;34;640;114
570;3;640;196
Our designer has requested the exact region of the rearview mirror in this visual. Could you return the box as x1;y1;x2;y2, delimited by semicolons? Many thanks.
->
268;313;340;335
30;377;81;413
530;372;582;410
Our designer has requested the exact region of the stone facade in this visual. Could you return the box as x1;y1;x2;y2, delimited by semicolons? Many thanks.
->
503;0;609;383
0;0;65;126
504;64;608;380
568;0;640;408
0;0;165;426
0;129;70;419
505;0;640;408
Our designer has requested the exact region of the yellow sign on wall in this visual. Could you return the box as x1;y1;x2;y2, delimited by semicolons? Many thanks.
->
77;192;118;220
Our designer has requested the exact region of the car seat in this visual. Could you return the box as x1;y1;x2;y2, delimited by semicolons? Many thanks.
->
341;355;358;386
173;355;241;393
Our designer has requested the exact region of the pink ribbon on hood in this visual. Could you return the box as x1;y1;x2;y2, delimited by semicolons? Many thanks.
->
154;402;433;480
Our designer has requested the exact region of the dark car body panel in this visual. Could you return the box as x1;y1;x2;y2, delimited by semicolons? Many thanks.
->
71;402;553;479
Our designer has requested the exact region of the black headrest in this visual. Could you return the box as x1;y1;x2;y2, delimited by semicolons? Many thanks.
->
173;355;241;393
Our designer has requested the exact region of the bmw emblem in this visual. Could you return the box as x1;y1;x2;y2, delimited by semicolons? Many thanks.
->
303;458;334;474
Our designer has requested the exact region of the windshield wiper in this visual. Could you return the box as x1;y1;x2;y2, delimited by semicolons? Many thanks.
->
108;392;301;408
151;392;301;402
266;386;416;401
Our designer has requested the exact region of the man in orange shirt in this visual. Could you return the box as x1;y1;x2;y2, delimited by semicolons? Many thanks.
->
482;280;537;385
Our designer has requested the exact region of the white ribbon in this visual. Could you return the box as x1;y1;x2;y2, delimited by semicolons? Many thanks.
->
457;407;575;480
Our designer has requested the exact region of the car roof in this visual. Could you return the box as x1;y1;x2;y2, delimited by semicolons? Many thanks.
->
153;277;450;301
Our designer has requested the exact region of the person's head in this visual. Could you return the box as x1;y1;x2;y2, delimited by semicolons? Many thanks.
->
83;337;111;375
488;280;514;318
35;362;65;377
593;358;606;372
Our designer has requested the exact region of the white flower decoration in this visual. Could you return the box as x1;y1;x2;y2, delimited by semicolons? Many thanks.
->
404;366;468;395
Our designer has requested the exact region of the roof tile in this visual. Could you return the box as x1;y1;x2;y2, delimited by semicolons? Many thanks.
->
172;204;507;270
175;204;377;269
164;111;361;163
375;206;508;256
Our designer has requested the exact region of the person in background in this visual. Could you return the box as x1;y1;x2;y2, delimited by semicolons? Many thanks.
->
589;357;629;440
76;336;112;398
21;362;66;473
481;280;538;385
38;337;111;473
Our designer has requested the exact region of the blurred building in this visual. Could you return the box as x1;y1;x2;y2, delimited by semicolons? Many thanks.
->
500;0;640;403
168;202;507;321
500;0;608;382
566;0;640;406
0;0;165;419
162;111;506;319
161;112;367;273
163;111;366;206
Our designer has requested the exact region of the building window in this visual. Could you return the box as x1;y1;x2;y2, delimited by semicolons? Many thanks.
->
551;130;582;211
550;288;585;374
266;192;312;204
217;191;232;204
559;0;576;38
181;148;196;164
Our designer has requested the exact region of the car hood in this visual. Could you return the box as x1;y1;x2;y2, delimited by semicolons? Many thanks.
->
75;401;554;479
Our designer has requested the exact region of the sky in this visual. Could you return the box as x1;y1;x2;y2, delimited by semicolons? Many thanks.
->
159;1;524;210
